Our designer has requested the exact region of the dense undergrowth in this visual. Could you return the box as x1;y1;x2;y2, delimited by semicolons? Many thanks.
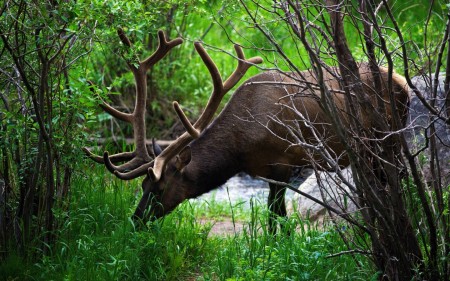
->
1;165;374;280
1;0;446;280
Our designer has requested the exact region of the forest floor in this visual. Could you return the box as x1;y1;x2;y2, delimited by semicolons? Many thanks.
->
199;218;245;236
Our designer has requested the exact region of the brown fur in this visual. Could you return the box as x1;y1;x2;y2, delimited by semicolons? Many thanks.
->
133;63;409;233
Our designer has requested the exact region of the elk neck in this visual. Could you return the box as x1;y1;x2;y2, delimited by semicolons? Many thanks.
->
182;121;243;198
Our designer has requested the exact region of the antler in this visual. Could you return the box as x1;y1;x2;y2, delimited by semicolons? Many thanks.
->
144;43;263;182
84;29;183;180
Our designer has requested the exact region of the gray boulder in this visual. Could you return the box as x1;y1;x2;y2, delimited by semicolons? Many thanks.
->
294;168;356;221
405;74;450;186
296;73;450;220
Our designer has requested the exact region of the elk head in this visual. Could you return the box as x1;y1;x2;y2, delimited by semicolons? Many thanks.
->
84;29;262;223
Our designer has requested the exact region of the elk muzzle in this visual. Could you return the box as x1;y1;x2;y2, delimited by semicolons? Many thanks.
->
132;191;164;224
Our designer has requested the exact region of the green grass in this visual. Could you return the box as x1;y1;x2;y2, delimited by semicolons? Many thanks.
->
1;164;375;281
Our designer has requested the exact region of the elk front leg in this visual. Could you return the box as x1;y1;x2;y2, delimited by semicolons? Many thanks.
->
267;166;291;235
268;184;287;235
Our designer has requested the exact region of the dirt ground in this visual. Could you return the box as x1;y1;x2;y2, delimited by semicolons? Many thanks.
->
199;218;245;236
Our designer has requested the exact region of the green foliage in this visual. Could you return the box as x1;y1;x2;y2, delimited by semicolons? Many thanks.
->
0;166;373;280
204;208;373;281
0;0;211;261
0;0;107;259
78;0;446;141
1;0;447;279
403;175;450;277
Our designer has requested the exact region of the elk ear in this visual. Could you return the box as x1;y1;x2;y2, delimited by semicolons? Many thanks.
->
152;138;162;157
175;146;191;171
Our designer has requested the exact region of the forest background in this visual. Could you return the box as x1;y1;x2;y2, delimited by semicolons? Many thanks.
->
0;0;447;280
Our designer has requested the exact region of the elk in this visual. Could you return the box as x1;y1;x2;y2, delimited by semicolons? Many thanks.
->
85;29;409;233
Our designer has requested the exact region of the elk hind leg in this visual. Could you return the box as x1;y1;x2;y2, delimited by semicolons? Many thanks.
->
268;184;288;235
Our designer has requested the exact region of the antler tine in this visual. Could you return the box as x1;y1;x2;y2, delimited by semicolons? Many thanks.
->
194;43;262;132
173;101;200;138
84;29;183;180
83;148;135;164
170;42;223;139
148;43;263;182
103;151;151;174
148;133;192;181
194;42;224;94
113;161;154;180
142;30;184;70
223;45;263;91
82;81;134;163
173;43;263;138
99;102;133;122
86;80;133;123
83;147;105;163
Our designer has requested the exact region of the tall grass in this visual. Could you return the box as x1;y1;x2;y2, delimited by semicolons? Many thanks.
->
1;164;374;280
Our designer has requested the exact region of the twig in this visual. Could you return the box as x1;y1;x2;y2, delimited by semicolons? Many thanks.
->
326;249;375;258
255;176;369;232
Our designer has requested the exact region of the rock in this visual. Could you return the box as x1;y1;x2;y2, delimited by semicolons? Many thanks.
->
405;74;450;186
296;73;450;221
294;168;356;221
